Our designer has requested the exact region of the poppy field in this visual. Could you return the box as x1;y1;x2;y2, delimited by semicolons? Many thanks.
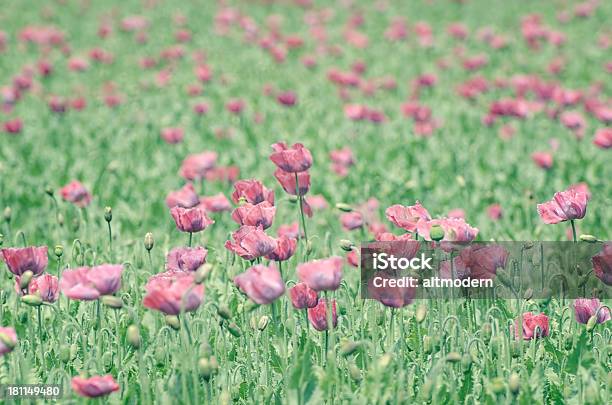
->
0;0;611;403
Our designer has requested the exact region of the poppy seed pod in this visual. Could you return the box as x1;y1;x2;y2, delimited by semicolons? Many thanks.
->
429;224;445;241
54;245;63;258
580;234;598;243
335;203;353;212
339;239;354;252
19;270;33;290
104;206;112;222
144;233;154;251
165;315;180;330
21;294;42;306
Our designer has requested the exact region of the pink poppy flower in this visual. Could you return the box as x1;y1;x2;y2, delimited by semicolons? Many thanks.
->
514;312;549;340
340;211;364;231
199;193;231;212
225;225;277;261
179;152;217;181
448;208;465;219
297;256;343;291
305;195;328;210
367;271;416;308
170;206;214;233
266;236;297;262
487;204;503;220
269;142;313;173
166;183;199;208
308;299;337;331
385;202;431;232
288;283;318;309
0;327;17;356
344;104;368;121
459;245;509;279
277;222;300;239
231;179;275;205
592;243;612;285
537;186;588;224
60;181;92;208
2;246;48;276
206;166;240;183
234;263;285;305
568;182;591;200
375;232;413;241
193;102;209;115
160;127;184;144
143;272;204;315
573;298;610;324
274;168;310;196
3;118;22;134
60;264;123;300
71;375;120;398
18;273;59;302
231;201;276;229
560;111;585;130
226;99;245;114
277;91;297;107
346;250;359;267
593;128;612;149
417;218;479;242
166;247;207;272
531;152;553;170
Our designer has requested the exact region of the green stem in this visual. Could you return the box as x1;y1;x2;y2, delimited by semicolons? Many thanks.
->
107;221;112;252
570;220;577;243
188;232;193;247
295;173;309;247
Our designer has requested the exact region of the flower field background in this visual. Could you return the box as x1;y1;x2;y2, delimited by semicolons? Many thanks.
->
0;0;611;403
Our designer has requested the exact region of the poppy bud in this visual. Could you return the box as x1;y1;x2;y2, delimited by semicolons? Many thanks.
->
429;225;444;241
219;390;231;405
339;239;354;252
165;315;180;330
104;206;112;222
510;341;521;358
102;351;113;371
127;325;141;348
579;234;598;243
456;175;466;187
348;363;362;381
226;322;241;337
57;213;64;226
340;340;361;357
564;336;573;350
586;315;598;331
509;373;520;395
144;232;154;251
195;263;212;284
216;304;231;320
446;352;462;363
376;354;392;371
45;186;54;196
21;294;42;306
3;207;11;223
461;353;472;370
54;245;63;258
423;335;433;354
415;305;427;323
421;379;433;400
198;356;218;379
101;295;123;309
59;345;71;363
19;270;33;290
481;322;492;342
287;195;298;203
523;288;533;300
257;315;270;331
335;203;353;212
0;332;16;350
489;377;505;394
306;240;313;255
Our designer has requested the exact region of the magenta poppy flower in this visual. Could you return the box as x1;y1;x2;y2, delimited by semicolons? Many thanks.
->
532;152;553;170
340;211;364;231
574;298;610;324
385;202;431;232
537;187;588;224
60;181;92;208
277;91;297;106
297;256;343;291
593;127;612;149
308;299;337;331
329;148;355;168
514;312;549;340
143;272;204;315
234;263;285;305
3;118;22;134
225;225;277;261
166;183;199;208
0;327;17;356
346;250;359;267
592;243;612;285
417;218;479;242
231;179;275;205
277;222;300;239
487;204;503;220
231;201;276;229
2;246;48;276
21;274;59;302
274;168;310;196
266;236;297;262
288;283;318;309
179;152;217;181
166;247;207;272
160;127;184;144
344;104;368;120
170;206;214;233
269;142;313;173
199;193;231;212
226;99;245;114
206;166;240;183
71;375;119;398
